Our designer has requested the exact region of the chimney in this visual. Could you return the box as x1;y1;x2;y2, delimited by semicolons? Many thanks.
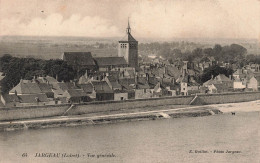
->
56;74;58;81
171;78;175;84
229;75;232;80
211;75;214;79
85;70;88;78
134;72;137;84
101;83;103;90
146;73;149;83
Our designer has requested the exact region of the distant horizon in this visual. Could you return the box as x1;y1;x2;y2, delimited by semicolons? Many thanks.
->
0;35;259;43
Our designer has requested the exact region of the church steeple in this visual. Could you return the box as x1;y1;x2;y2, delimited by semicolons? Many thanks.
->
126;17;131;34
119;17;138;68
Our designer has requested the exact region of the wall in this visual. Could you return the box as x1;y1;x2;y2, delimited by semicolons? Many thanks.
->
198;92;260;104
0;92;259;121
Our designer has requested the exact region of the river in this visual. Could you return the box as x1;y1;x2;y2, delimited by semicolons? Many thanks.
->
0;111;259;163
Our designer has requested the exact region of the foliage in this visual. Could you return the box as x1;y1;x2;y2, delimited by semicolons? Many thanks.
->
0;54;76;93
197;65;234;84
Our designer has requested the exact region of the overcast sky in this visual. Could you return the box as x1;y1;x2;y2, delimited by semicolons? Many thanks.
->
0;0;259;40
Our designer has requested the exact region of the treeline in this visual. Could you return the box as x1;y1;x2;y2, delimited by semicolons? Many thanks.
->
0;54;76;93
140;42;260;66
162;44;248;65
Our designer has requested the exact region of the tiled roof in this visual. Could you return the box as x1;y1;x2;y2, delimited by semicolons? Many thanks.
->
18;94;48;103
167;66;182;79
38;83;52;93
66;89;88;97
212;83;229;90
80;83;94;93
91;81;113;93
9;81;42;94
118;78;135;90
203;78;218;86
215;74;232;82
53;82;79;92
78;75;89;84
1;94;20;103
136;77;150;89
62;52;96;66
94;57;127;67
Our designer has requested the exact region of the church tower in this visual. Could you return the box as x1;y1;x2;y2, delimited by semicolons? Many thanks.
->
118;19;138;68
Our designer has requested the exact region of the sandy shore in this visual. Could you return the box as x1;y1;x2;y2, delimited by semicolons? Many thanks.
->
210;100;260;113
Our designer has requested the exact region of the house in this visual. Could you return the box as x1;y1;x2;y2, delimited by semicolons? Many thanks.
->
105;75;122;90
37;83;54;98
114;90;128;101
178;75;199;95
256;76;260;89
153;82;163;97
1;94;20;107
51;82;79;101
208;83;229;94
246;76;258;91
1;93;52;107
214;74;233;88
203;77;218;87
233;69;247;79
135;77;153;99
162;81;180;96
63;89;91;103
62;52;96;70
17;94;51;106
118;78;136;99
9;80;42;95
91;81;114;101
78;72;91;84
187;83;200;95
79;83;96;99
233;78;246;90
199;86;209;94
94;57;127;71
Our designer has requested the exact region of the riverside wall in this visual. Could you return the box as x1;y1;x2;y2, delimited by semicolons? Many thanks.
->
0;92;259;121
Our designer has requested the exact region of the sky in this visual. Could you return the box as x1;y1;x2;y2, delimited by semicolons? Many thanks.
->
0;0;259;40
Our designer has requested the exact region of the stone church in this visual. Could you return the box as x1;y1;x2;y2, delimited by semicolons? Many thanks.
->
118;19;138;68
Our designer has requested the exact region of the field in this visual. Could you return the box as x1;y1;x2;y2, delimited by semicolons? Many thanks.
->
0;36;259;59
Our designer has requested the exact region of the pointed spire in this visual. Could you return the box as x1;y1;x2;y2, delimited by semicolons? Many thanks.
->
126;17;131;34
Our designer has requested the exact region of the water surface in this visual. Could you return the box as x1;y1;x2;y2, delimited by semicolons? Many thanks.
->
0;112;259;163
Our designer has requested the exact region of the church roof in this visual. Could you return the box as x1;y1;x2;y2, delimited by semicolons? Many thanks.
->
94;57;127;67
119;33;137;42
62;52;96;66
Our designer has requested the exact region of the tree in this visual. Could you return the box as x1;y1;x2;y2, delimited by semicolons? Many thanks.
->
199;65;234;84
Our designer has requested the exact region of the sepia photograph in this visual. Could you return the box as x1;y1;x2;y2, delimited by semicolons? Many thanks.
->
0;0;259;162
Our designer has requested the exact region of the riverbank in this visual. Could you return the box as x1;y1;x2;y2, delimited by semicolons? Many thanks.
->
0;105;221;132
0;100;259;132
